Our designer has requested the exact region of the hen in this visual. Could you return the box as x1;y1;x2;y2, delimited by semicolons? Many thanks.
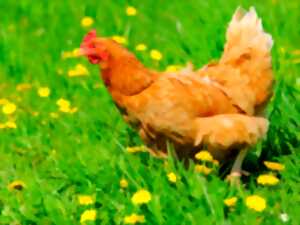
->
80;7;273;178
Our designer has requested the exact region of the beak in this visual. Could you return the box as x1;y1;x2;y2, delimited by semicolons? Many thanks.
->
78;48;95;57
78;48;86;56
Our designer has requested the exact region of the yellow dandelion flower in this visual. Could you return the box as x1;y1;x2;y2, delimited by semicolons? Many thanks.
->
131;189;151;205
56;98;70;108
166;65;182;72
0;98;9;105
16;83;32;91
59;105;71;113
8;180;26;191
245;195;266;212
150;49;163;61
0;121;17;129
195;164;212;175
291;49;300;55
78;195;94;205
167;172;177;183
257;174;279;186
2;102;16;115
68;64;89;77
5;121;17;129
135;43;147;51
112;35;127;45
38;87;50;97
126;146;147;153
80;209;96;223
120;178;128;188
72;48;81;57
126;6;137;16
75;64;89;75
195;150;213;162
224;197;237;207
70;107;78;114
32;111;39;117
264;161;285;171
56;98;74;113
67;69;76;76
62;48;81;59
81;16;94;27
124;213;145;224
50;112;59;118
61;51;73;59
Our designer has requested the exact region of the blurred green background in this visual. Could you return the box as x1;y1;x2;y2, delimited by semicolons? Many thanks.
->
0;0;299;224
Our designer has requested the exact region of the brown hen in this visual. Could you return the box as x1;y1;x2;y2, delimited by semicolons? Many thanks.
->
80;7;273;178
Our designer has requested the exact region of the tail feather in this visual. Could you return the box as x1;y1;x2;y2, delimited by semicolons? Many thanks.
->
221;7;273;105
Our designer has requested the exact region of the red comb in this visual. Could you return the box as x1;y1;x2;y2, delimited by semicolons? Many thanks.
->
81;29;97;48
80;29;100;64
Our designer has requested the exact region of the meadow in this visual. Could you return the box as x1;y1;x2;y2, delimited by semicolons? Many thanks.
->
0;0;300;224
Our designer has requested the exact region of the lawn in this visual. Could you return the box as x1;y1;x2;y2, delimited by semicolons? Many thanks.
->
0;0;300;224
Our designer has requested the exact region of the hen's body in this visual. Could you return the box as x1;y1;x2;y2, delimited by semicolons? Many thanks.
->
81;7;273;163
119;67;268;160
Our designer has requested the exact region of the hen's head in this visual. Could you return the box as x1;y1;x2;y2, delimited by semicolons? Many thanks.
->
81;30;129;68
80;30;110;65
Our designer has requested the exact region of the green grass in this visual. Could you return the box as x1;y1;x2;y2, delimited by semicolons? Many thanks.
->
1;0;300;224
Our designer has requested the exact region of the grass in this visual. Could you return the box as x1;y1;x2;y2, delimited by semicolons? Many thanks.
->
0;0;300;224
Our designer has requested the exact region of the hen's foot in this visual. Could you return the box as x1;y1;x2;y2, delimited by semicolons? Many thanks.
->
146;147;168;159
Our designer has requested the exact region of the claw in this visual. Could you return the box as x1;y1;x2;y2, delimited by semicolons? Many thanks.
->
146;147;168;159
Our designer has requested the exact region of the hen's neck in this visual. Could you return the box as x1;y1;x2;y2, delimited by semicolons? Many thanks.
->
101;54;156;96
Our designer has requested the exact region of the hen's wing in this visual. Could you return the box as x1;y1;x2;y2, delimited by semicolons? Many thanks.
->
120;72;239;144
198;64;256;115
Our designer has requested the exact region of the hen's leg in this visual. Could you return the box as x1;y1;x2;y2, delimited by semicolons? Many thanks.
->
227;148;248;185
